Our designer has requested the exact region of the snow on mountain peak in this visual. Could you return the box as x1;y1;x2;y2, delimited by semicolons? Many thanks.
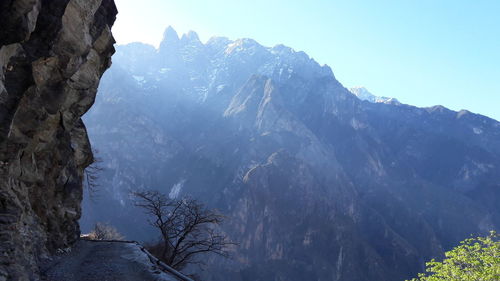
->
349;86;400;105
224;38;263;55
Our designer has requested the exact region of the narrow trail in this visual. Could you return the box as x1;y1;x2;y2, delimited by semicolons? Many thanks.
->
42;240;180;281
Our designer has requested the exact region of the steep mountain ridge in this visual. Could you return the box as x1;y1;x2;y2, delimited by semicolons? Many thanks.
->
81;27;500;281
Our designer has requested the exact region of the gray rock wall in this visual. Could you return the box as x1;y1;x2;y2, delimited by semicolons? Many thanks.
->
0;1;117;280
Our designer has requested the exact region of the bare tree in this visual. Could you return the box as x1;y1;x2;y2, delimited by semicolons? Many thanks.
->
88;222;124;241
132;190;235;270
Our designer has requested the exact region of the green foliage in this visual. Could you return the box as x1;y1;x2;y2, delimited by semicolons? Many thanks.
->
408;231;499;281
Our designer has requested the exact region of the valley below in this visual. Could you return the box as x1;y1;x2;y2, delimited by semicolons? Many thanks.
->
80;27;500;281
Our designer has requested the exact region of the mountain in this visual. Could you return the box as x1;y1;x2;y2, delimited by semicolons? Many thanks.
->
80;27;500;281
349;86;400;104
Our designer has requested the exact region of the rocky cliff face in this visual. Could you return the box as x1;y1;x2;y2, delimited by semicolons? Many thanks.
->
0;1;116;280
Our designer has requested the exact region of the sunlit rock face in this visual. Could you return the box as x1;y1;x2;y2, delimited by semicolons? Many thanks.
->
0;1;116;280
82;27;500;281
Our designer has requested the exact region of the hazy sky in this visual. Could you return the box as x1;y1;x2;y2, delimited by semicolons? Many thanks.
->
112;0;500;121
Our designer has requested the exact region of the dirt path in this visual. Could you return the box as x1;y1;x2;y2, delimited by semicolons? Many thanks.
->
42;240;179;281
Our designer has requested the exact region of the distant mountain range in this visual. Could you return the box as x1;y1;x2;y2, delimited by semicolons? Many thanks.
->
81;27;500;281
349;86;400;105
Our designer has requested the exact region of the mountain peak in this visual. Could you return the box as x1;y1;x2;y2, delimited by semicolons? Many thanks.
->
349;86;372;98
349;86;400;105
161;26;179;44
206;36;231;50
271;44;295;54
181;30;201;43
224;38;263;55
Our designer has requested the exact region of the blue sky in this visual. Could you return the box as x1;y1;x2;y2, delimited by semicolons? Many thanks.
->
113;0;500;121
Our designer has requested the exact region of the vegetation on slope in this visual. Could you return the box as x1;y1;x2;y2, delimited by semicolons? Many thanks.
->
408;231;499;281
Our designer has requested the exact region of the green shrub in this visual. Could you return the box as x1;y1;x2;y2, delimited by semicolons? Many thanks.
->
408;231;499;281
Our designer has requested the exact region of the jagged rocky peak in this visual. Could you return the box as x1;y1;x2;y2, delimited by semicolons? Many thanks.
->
181;30;201;43
457;109;472;119
225;38;261;51
349;86;400;104
0;0;117;280
159;27;204;60
118;26;338;102
159;26;180;56
223;38;274;62
349;86;373;100
271;43;295;54
270;44;310;63
425;104;452;114
162;25;180;43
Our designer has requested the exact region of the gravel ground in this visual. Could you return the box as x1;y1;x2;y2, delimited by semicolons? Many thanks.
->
41;240;179;281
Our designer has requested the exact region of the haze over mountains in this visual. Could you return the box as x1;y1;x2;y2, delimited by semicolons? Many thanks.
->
81;27;500;281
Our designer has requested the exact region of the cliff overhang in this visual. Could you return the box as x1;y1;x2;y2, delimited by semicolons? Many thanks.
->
0;0;117;280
